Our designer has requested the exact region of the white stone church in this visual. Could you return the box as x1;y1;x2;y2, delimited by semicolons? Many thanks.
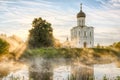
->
71;4;94;48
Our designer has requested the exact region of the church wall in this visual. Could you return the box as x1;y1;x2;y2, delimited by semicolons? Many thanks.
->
71;27;94;48
79;27;94;48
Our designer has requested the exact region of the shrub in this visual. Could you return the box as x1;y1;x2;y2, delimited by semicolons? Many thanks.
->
0;38;9;55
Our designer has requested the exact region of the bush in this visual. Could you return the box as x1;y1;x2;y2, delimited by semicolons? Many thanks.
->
0;38;9;55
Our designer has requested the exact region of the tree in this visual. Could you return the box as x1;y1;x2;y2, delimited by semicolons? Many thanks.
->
0;38;9;55
114;42;120;49
28;17;54;48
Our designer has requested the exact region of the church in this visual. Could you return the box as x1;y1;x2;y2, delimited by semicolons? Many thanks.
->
71;4;94;48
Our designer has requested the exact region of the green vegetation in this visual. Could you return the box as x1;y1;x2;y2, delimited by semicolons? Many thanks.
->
0;38;9;55
23;41;120;59
2;75;120;80
102;75;120;80
113;42;120;49
103;75;108;80
22;48;83;59
22;46;120;64
69;75;120;80
28;17;54;48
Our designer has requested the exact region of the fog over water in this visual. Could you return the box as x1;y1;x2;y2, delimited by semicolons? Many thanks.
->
2;58;120;80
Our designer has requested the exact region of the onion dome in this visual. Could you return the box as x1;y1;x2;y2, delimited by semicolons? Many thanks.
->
77;3;86;18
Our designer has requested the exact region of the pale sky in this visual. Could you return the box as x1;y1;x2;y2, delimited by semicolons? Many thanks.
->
0;0;120;46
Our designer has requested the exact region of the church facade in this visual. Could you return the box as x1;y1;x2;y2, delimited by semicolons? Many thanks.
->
71;4;94;48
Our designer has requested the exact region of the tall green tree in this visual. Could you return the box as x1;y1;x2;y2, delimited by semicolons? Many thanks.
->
0;38;9;55
28;17;54;48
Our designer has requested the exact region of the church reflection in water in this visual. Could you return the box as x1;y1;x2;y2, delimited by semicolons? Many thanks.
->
53;64;94;80
71;64;93;80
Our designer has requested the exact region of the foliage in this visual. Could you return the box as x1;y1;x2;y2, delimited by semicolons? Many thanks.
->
0;38;9;55
28;17;54;48
22;48;84;59
103;75;108;80
21;46;120;65
116;76;120;80
113;42;120;49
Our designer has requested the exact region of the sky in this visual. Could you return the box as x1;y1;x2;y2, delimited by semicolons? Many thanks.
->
0;0;120;46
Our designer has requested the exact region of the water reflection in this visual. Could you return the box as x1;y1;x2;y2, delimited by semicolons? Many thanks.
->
2;65;29;80
94;63;120;80
71;64;93;80
2;59;120;80
53;63;120;80
53;66;71;80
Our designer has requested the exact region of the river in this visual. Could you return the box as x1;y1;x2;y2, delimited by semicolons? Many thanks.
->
2;62;120;80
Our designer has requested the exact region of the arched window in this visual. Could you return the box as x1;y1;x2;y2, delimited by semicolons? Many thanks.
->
90;32;91;37
90;41;91;44
84;31;86;37
79;31;80;37
75;31;77;38
82;20;83;26
79;20;81;25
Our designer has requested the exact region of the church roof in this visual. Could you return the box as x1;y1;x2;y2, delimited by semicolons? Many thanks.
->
77;3;86;18
77;11;86;18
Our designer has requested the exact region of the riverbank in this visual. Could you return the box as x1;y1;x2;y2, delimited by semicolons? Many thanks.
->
21;47;120;65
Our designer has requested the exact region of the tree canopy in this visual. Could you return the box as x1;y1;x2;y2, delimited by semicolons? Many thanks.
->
28;17;54;48
0;38;9;54
113;42;120;49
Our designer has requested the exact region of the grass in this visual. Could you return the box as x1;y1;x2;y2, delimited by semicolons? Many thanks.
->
22;48;83;59
2;75;120;80
21;47;120;64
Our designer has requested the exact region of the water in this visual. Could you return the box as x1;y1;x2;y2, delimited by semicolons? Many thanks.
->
94;63;120;80
2;62;120;80
53;63;120;80
2;65;29;80
53;66;71;80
